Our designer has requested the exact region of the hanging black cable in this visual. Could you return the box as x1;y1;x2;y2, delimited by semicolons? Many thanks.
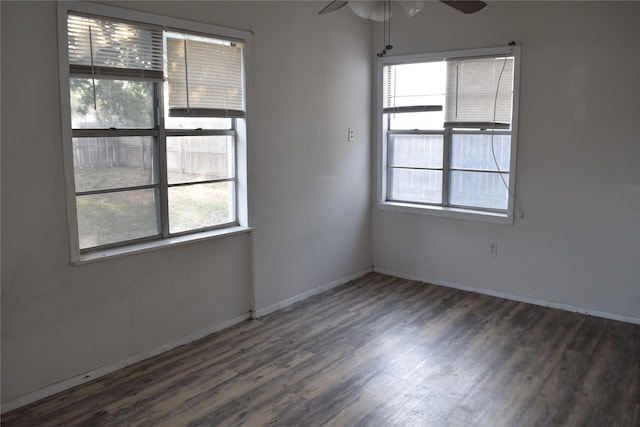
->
386;0;392;51
377;1;393;57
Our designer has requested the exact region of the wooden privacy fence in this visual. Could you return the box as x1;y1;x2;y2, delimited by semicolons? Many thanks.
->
73;137;228;177
166;147;228;177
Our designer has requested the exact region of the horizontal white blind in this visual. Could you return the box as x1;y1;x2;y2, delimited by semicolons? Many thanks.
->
384;65;394;109
445;56;514;126
167;35;245;117
67;14;163;79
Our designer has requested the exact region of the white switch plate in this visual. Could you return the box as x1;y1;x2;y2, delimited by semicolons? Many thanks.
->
348;128;355;142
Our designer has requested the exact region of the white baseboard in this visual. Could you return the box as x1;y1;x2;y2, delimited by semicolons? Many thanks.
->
1;312;251;414
3;268;375;413
253;267;374;318
373;267;640;325
10;266;633;413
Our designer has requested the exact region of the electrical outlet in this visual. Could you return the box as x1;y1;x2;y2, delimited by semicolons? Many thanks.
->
348;128;355;142
489;242;498;257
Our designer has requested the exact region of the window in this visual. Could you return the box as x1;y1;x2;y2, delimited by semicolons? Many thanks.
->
377;46;520;223
58;3;251;261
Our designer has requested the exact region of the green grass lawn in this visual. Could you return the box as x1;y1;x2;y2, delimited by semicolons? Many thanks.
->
76;167;233;249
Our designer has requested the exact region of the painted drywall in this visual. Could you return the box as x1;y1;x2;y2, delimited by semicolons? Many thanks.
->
247;4;373;311
372;1;640;319
1;1;373;405
104;1;373;316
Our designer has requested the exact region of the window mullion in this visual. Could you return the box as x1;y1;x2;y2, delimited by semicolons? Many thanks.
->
77;184;158;197
232;118;239;223
72;129;159;138
169;177;236;188
165;129;235;137
386;132;394;199
156;83;170;238
442;127;452;207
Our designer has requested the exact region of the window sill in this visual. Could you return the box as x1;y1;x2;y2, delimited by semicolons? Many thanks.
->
377;201;514;225
72;226;253;265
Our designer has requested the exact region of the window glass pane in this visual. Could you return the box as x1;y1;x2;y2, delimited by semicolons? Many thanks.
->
451;133;511;171
384;62;446;108
445;57;514;125
389;168;442;204
167;136;234;184
388;111;444;130
449;171;509;210
164;115;232;130
76;189;159;249
73;137;156;192
67;14;163;73
168;182;235;233
389;134;443;169
385;61;445;130
166;33;245;112
70;78;154;129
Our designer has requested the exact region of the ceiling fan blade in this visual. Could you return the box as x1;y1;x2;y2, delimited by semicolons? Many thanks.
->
440;1;487;14
319;1;349;15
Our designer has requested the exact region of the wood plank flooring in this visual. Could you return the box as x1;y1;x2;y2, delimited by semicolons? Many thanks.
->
2;273;640;426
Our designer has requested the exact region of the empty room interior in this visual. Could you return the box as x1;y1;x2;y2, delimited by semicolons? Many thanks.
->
1;0;639;425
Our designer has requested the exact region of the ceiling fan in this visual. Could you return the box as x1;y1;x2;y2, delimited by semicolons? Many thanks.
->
319;1;487;21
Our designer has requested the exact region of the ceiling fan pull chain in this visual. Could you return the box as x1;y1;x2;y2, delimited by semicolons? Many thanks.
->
377;1;393;57
386;1;393;50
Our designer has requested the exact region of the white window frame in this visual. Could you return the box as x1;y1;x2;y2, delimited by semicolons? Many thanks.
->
375;46;521;224
57;2;252;264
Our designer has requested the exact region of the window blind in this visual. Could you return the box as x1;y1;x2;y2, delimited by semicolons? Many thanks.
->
444;56;514;128
67;14;163;80
384;65;394;109
166;35;245;118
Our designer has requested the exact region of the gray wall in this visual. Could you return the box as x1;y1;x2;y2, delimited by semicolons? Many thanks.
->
4;0;638;410
1;1;372;405
372;1;640;319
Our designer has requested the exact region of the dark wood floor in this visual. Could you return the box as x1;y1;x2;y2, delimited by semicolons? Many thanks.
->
3;273;640;426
